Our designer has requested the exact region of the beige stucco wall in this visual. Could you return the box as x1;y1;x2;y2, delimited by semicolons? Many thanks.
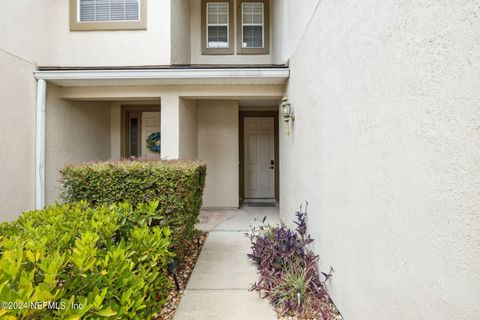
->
110;102;122;159
179;98;198;159
189;0;273;65
47;0;171;66
270;0;288;65
45;85;111;203
171;0;191;65
0;0;171;217
0;0;171;67
1;0;286;67
0;1;54;66
280;1;480;320
197;100;239;208
0;51;36;220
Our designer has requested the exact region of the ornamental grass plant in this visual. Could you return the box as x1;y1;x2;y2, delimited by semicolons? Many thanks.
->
247;205;333;319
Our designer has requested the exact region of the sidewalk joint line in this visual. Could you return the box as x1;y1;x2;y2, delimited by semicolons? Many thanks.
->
185;288;250;291
210;229;249;232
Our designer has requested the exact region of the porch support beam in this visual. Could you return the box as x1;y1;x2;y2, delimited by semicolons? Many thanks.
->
35;79;46;210
160;94;181;159
59;84;285;101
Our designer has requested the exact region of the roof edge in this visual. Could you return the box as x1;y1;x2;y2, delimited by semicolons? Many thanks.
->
37;64;288;71
34;67;290;82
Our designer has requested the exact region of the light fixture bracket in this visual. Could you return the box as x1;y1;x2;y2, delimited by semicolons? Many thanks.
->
280;96;295;134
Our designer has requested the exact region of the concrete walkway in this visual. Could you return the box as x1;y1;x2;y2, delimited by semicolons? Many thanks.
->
174;206;280;320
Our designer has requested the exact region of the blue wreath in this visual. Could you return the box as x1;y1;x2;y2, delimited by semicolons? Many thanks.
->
146;132;161;154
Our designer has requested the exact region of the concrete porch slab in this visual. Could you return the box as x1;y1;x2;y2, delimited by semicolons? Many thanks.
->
196;209;237;232
196;206;281;232
214;206;281;231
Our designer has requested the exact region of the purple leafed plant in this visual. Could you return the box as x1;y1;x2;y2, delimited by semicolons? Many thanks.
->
246;204;332;319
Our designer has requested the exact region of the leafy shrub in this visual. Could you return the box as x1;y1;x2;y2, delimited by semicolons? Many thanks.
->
247;205;331;319
0;201;173;319
60;159;207;254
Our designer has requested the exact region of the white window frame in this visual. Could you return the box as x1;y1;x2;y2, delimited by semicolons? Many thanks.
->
206;2;230;49
70;0;147;31
241;2;264;49
77;0;141;23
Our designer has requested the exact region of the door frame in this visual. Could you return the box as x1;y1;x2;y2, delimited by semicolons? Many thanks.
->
239;111;279;201
121;105;160;158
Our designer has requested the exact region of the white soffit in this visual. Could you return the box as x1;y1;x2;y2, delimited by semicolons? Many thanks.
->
33;68;290;87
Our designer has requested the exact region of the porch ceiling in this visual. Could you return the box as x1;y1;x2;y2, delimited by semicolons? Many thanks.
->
33;67;289;87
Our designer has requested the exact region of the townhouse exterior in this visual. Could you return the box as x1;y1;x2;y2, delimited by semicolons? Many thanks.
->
0;1;478;319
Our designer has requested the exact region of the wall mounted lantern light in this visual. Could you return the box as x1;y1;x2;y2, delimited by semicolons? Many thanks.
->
280;96;295;135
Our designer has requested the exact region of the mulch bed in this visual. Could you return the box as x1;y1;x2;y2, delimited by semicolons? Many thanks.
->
278;299;343;320
156;231;208;320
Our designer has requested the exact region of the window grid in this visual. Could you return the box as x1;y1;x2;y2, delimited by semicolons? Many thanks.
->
241;2;264;49
206;2;230;49
78;0;140;22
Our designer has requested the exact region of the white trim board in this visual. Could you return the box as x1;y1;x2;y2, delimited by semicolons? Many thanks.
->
34;68;290;87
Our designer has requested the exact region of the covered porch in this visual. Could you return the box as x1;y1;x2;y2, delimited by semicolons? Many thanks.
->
34;67;289;209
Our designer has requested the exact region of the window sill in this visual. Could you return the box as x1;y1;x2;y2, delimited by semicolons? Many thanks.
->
70;21;147;31
237;47;270;55
201;48;235;55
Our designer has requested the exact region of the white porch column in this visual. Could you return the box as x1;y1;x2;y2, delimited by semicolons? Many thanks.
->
35;79;46;209
160;94;180;159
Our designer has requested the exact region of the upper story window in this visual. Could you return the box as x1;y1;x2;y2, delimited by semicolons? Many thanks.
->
237;0;269;54
70;0;147;31
241;2;263;48
206;3;230;49
201;0;269;55
201;0;234;54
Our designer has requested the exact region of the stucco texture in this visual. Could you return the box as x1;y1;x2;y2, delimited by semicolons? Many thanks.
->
0;51;36;220
0;0;171;67
280;1;480;319
45;85;111;203
198;100;239;208
179;98;198;159
171;0;191;65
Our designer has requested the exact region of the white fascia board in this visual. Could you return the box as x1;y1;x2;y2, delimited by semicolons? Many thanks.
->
34;68;290;82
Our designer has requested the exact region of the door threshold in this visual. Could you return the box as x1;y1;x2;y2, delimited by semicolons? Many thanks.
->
242;198;277;207
243;198;276;203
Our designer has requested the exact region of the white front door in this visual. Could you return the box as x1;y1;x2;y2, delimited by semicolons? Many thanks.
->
141;112;161;159
244;117;275;199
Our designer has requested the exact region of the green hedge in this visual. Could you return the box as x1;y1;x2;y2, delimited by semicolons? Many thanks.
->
60;160;207;252
0;201;173;319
